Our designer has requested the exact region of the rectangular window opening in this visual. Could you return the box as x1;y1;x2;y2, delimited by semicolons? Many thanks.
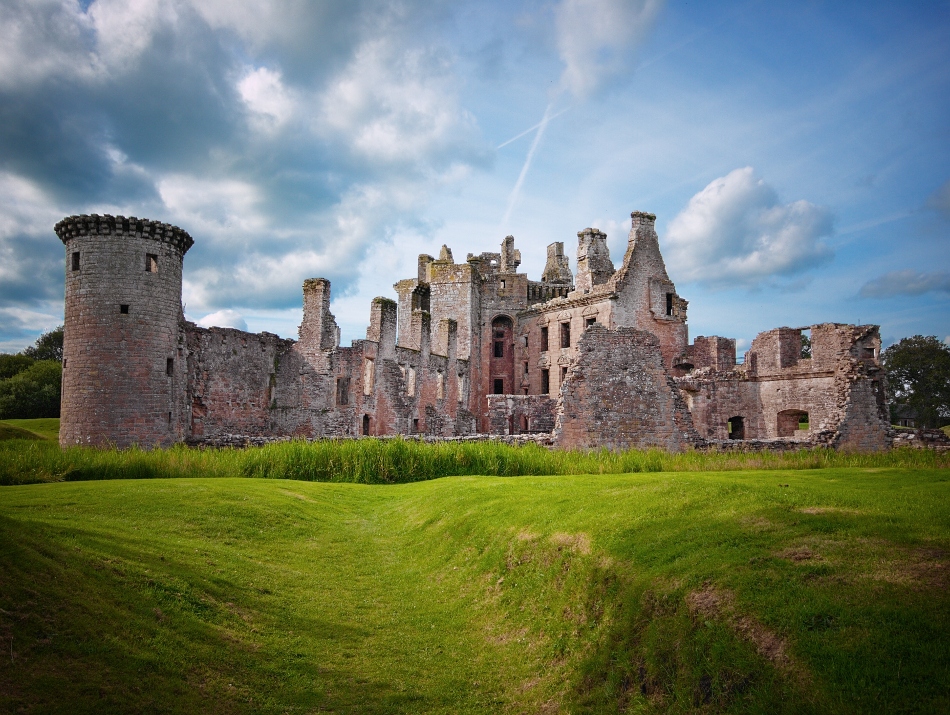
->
666;293;674;316
363;359;375;395
541;369;550;395
560;366;568;383
71;252;80;271
493;378;504;394
166;357;174;376
412;418;419;433
494;341;504;358
560;322;571;348
585;317;596;328
120;304;129;314
540;326;549;351
336;376;350;405
523;361;529;376
146;254;158;273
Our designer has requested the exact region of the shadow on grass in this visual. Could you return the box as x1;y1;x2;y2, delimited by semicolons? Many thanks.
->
0;515;436;714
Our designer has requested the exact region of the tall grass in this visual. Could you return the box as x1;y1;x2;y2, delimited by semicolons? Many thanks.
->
1;437;946;486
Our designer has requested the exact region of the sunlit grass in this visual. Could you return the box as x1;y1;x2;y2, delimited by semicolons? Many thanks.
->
2;468;948;713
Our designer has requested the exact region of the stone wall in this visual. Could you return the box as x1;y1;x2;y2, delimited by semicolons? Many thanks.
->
56;214;193;448
677;323;891;451
486;395;556;435
56;211;894;453
553;326;701;451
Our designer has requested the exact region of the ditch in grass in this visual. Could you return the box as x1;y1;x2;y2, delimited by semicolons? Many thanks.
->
1;467;949;713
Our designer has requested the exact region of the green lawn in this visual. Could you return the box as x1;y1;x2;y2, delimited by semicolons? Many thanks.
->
2;468;948;713
0;417;59;441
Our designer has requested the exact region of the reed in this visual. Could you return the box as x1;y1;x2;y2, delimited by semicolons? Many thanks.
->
1;436;946;486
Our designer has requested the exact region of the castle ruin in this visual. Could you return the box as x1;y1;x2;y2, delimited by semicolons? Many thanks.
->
54;211;892;451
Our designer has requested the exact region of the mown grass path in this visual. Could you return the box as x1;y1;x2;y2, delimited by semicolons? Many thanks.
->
2;468;948;713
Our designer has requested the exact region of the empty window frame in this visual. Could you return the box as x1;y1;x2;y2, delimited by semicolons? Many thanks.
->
146;253;158;273
120;304;129;314
585;317;596;328
362;414;371;435
494;341;504;358
166;357;174;376
560;366;568;384
336;376;350;405
541;369;550;395
71;252;80;271
540;326;549;351
666;293;674;316
363;359;375;395
560;322;571;348
493;378;504;394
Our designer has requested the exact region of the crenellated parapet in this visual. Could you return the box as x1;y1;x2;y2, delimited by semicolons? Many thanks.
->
55;214;194;255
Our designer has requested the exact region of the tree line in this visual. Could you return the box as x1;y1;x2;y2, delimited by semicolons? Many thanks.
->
0;326;63;419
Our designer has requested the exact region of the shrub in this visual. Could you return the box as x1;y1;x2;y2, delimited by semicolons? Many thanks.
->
0;360;62;419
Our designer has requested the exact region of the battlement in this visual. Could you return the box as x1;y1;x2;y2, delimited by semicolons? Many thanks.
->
55;214;194;255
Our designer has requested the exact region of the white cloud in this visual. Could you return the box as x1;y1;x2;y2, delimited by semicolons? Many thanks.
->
555;0;664;98
157;175;268;242
664;167;833;286
859;269;950;298
196;309;247;331
0;0;97;89
319;38;482;165
238;66;296;131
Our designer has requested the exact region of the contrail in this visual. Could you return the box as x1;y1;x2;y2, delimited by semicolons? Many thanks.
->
501;101;555;228
496;105;570;149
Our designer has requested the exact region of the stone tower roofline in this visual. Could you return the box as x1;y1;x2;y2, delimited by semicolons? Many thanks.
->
55;214;195;255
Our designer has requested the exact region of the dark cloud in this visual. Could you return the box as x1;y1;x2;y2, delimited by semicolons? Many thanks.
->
859;269;950;298
0;0;493;330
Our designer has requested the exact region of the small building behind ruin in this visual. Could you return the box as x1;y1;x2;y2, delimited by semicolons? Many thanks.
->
54;210;892;451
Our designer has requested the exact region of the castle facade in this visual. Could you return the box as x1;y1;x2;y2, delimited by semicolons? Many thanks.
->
54;211;892;451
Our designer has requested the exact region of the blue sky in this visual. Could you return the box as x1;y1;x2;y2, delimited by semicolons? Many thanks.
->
1;0;948;354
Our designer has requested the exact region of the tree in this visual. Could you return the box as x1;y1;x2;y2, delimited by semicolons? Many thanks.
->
0;360;62;419
882;336;950;428
22;325;64;363
0;354;34;380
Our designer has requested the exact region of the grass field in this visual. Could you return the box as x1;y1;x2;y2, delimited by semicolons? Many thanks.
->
1;419;948;712
2;462;949;713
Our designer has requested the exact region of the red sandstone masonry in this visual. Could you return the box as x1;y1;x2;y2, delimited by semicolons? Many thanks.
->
55;210;893;452
554;326;701;452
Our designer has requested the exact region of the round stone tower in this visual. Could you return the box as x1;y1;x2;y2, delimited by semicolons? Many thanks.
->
54;214;194;448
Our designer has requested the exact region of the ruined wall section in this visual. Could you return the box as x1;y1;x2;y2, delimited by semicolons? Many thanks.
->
678;324;890;448
486;395;556;435
554;326;701;452
185;325;297;439
608;212;688;367
574;228;614;294
56;214;194;448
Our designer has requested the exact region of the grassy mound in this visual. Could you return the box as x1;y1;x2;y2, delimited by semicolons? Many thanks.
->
2;469;948;713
